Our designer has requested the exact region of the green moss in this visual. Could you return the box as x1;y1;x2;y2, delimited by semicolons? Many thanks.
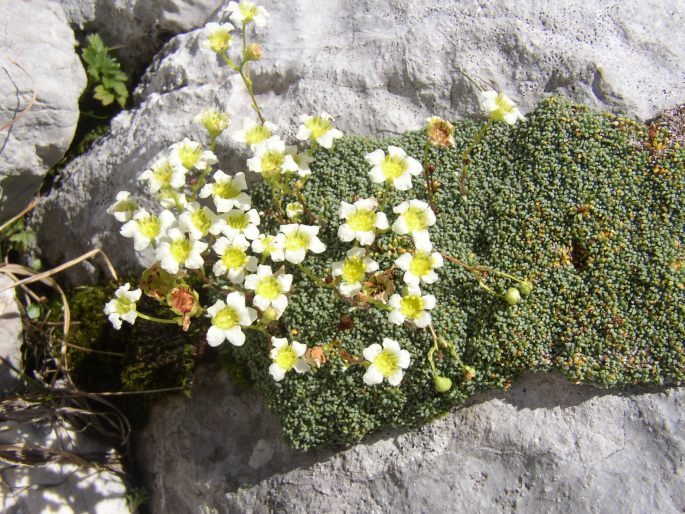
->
224;97;684;450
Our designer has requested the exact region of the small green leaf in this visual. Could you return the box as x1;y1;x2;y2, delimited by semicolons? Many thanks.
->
93;84;114;106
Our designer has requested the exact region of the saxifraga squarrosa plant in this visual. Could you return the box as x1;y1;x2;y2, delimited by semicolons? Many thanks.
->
102;1;684;449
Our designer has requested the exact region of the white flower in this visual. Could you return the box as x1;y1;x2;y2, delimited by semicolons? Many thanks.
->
158;190;188;210
362;338;411;386
388;286;436;328
394;238;444;286
251;234;283;261
331;247;379;297
200;22;234;54
220;208;261;240
194;108;231;138
269;337;310;381
295;112;343;149
212;234;258;283
169;138;217;174
199;170;252;212
225;1;269;27
107;191;136;222
155;228;208;274
479;90;526;125
178;202;225;239
120;209;175;251
292;152;313;177
392;200;436;244
206;292;257;347
365;146;423;191
138;157;185;193
244;265;292;317
104;283;141;330
338;198;389;246
231;119;279;149
246;136;299;180
286;202;304;220
275;224;326;264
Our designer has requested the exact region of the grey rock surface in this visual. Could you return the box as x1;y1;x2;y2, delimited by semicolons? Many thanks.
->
0;0;86;219
56;0;223;74
34;0;685;280
0;276;23;396
137;364;685;513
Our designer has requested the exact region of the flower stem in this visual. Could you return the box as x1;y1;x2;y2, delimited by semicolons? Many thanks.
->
296;263;329;289
136;312;182;325
459;119;493;197
423;137;438;215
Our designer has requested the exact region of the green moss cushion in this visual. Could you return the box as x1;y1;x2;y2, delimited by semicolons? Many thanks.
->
222;97;684;450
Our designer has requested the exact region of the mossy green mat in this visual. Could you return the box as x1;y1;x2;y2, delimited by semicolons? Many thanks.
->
221;97;685;449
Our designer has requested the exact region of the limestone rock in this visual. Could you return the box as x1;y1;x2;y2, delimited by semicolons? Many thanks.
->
136;365;685;513
34;0;685;280
0;276;23;396
0;0;86;219
56;0;223;74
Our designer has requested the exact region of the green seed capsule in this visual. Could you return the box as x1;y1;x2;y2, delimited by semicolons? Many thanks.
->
434;376;452;392
504;287;522;305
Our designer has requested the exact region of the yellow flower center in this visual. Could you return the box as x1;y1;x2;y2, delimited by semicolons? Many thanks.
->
222;247;248;269
170;238;192;263
380;155;407;179
399;294;424;319
403;206;428;232
207;30;232;53
213;306;239;329
284;230;310;251
255;276;281;300
373;349;400;377
152;161;173;186
341;256;366;284
261;151;285;180
305;116;333;140
491;94;516;121
201;110;230;137
409;252;433;277
245;125;271;146
239;3;259;21
347;209;376;232
114;297;135;315
137;216;161;239
213;180;241;199
190;209;211;235
274;345;298;371
225;211;249;230
178;144;202;169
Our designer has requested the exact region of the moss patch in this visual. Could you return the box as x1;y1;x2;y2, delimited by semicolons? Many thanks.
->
222;97;685;450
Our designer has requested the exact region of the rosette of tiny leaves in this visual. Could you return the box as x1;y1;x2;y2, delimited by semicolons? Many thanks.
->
269;337;310;381
212;234;258;284
194;108;231;138
479;90;526;125
337;198;389;246
394;238;443;286
220;208;261;240
275;224;327;264
365;145;422;191
331;247;379;297
104;283;141;330
199;170;252;212
179;202;225;239
155;228;208;274
232;119;279;149
362;338;411;386
225;1;269;27
296;112;343;149
106;191;136;222
120;209;175;251
138;157;186;193
244;264;293;317
169;138;218;174
206;292;257;347
200;22;234;54
392;199;436;244
247;136;299;180
387;286;436;328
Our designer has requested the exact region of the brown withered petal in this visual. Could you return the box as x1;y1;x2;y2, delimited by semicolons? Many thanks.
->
169;286;197;315
305;346;328;368
337;314;355;331
427;118;456;148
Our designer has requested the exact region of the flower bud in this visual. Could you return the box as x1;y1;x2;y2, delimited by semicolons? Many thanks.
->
463;366;476;381
286;202;304;220
245;42;263;61
261;307;278;323
504;287;521;306
519;280;533;296
434;376;452;392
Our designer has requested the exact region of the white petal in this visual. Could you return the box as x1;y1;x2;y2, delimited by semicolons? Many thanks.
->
395;253;412;270
308;237;326;254
285;248;307;264
422;294;437;310
414;312;432;328
338;202;356;218
339;281;361;297
375;212;389;230
293;359;311;373
392;173;413;191
397;349;411;369
291;341;307;357
382;338;401;352
388;310;406;325
365;149;385;165
207;326;226;347
337;224;355;242
356;231;375;246
387;369;404;386
363;365;384;385
253;294;270;311
368;166;385;184
392;217;409;235
225;326;246;347
363;343;382;362
269;363;286;381
272;295;288;315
